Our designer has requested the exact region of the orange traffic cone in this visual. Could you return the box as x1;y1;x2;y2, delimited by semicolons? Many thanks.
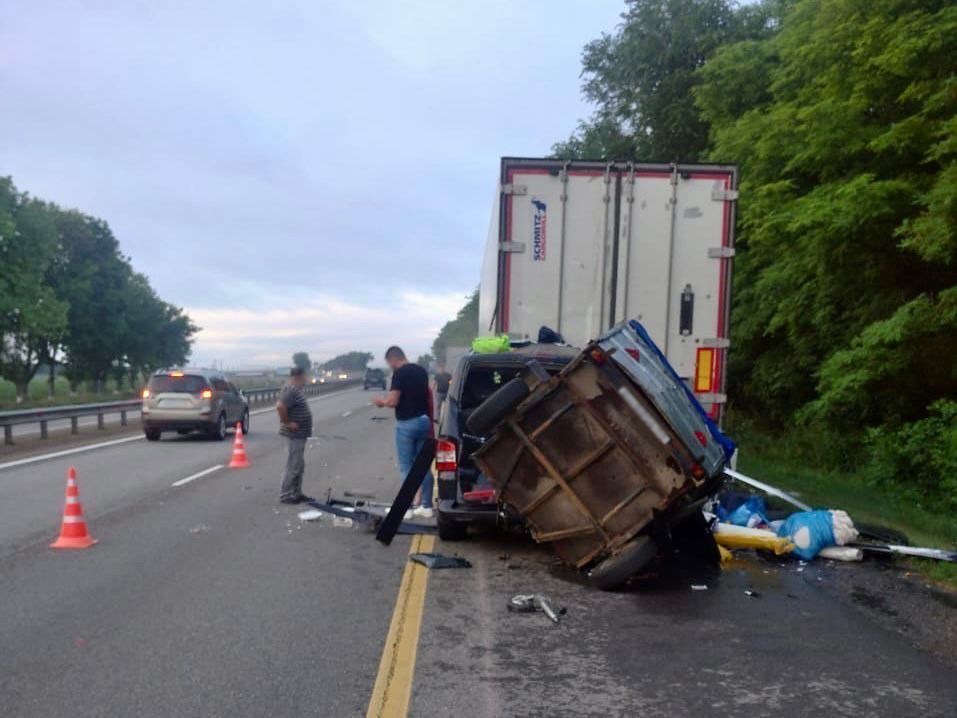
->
51;466;98;549
228;423;251;468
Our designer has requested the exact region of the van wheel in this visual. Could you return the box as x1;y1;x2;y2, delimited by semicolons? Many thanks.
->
210;414;227;441
588;536;658;591
145;429;162;441
466;378;530;436
437;510;468;541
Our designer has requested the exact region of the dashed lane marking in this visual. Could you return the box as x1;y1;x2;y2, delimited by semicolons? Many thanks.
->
0;435;144;472
171;464;223;487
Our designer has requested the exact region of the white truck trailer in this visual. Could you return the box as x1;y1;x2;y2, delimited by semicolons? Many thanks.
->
478;157;737;421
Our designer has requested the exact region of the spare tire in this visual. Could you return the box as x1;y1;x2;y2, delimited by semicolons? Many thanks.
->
466;377;530;436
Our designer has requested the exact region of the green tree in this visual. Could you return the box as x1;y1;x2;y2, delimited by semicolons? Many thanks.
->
321;351;374;371
415;353;433;369
431;290;478;363
292;352;312;372
695;0;957;447
552;0;784;160
0;179;68;402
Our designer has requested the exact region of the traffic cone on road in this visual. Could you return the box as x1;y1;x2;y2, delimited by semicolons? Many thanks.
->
50;466;98;549
228;423;251;468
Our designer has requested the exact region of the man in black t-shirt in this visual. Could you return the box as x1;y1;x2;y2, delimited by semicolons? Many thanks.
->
374;346;434;518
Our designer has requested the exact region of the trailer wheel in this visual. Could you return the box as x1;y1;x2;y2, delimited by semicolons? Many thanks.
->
588;536;658;591
466;378;529;436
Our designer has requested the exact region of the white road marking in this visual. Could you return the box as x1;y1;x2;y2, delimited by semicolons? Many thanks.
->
0;435;144;471
341;411;352;417
172;464;223;487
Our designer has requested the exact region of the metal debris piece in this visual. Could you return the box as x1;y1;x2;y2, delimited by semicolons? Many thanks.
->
744;589;760;598
409;553;471;569
507;594;561;623
690;584;708;591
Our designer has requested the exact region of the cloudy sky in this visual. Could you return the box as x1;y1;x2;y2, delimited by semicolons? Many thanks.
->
0;0;622;367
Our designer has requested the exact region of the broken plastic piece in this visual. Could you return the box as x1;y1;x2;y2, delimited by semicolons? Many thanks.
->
409;553;471;569
297;509;323;522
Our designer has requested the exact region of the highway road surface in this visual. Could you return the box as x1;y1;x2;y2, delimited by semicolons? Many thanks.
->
1;385;955;717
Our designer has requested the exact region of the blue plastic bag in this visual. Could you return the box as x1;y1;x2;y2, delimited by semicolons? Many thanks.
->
726;496;769;528
776;510;835;560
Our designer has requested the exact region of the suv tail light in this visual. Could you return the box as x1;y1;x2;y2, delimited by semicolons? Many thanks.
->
200;388;213;399
142;389;150;399
436;439;457;472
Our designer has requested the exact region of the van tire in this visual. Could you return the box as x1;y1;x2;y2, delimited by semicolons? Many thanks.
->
588;536;658;591
466;378;529;436
437;510;468;541
145;429;162;441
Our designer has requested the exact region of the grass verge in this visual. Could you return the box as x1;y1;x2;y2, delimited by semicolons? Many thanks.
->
736;436;957;588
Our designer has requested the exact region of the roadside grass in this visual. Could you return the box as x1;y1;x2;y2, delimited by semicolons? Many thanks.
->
736;434;957;588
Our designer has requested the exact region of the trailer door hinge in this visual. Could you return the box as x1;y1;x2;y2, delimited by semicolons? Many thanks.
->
711;188;739;202
503;184;527;196
499;241;525;253
701;337;730;348
696;393;727;404
707;247;736;259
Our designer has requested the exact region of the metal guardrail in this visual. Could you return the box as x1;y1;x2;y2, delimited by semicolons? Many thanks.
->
0;380;361;445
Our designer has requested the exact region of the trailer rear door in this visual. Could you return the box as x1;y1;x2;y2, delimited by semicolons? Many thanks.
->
482;158;737;421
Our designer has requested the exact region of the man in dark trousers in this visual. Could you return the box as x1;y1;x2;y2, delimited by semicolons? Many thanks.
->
275;366;313;504
374;346;434;518
433;361;452;423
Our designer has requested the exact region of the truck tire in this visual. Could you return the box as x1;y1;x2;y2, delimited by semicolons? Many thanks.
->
587;535;658;591
437;510;468;541
466;378;529;436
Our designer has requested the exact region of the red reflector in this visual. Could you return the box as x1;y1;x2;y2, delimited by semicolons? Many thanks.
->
694;430;708;447
625;348;640;361
691;463;706;479
590;349;606;364
201;389;212;399
463;489;496;504
436;439;457;472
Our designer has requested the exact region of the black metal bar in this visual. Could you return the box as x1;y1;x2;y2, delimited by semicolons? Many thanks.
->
376;438;437;546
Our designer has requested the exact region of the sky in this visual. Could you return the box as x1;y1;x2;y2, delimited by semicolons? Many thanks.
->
0;0;623;367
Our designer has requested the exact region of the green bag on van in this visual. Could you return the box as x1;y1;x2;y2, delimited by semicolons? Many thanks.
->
471;335;511;354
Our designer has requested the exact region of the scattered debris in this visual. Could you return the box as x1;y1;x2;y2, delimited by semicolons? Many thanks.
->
690;584;708;591
369;416;388;422
297;509;323;522
819;546;863;562
508;594;561;623
188;524;211;534
333;516;354;528
744;589;760;598
723;467;811;512
409;553;471;569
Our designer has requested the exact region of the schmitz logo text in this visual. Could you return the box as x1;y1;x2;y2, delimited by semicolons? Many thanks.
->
532;199;547;261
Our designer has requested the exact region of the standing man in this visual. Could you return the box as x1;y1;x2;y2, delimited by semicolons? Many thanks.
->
374;346;434;518
276;366;313;504
433;361;452;424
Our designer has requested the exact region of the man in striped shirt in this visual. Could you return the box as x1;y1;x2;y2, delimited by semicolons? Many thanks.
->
276;366;314;504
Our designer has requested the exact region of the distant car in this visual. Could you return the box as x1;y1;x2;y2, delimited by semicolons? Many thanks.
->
141;369;249;442
364;368;386;390
338;372;349;380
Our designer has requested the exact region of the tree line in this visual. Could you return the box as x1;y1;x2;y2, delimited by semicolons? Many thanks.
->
554;0;956;505
0;177;196;402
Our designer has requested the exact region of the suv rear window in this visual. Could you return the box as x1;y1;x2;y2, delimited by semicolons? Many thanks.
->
460;366;525;410
148;374;208;394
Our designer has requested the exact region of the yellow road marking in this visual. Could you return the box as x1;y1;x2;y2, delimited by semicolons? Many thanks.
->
366;533;435;718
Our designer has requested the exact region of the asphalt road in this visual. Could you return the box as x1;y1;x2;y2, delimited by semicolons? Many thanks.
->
1;386;955;717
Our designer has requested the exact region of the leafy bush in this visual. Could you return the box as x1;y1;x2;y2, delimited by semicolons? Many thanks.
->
864;400;957;511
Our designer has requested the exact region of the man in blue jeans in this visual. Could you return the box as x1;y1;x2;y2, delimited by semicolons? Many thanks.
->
374;346;435;518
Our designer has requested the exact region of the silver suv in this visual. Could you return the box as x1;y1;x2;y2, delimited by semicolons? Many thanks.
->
142;369;249;441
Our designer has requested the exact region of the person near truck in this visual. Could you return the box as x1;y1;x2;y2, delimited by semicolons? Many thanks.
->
275;366;313;504
432;361;451;423
374;346;435;518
